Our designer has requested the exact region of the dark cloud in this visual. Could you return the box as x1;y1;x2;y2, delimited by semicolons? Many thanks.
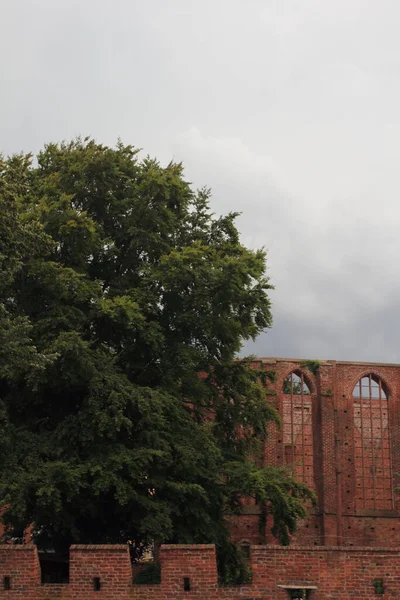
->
2;0;400;362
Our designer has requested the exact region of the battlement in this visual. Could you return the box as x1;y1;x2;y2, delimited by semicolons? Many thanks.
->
1;543;400;599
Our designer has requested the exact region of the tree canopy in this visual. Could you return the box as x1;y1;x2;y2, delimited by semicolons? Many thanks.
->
0;139;313;570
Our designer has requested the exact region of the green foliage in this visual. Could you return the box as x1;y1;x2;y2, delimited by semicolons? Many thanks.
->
282;374;310;396
321;388;333;396
373;578;385;594
283;378;303;395
217;541;252;586
300;360;322;374
224;462;316;545
0;139;313;572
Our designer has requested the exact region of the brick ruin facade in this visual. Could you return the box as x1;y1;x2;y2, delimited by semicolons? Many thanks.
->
1;357;400;598
230;358;400;549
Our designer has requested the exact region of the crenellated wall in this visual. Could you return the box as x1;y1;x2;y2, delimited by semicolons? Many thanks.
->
1;543;400;599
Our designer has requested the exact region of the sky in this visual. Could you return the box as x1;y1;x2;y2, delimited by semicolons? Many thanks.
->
1;0;400;363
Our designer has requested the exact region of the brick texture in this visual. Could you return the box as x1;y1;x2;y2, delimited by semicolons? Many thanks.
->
1;543;400;599
231;358;400;547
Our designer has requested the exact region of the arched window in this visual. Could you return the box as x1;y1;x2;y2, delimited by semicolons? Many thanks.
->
353;374;393;511
282;371;314;488
283;372;311;395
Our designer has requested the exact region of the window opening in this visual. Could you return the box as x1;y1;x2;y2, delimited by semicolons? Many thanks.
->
283;372;310;395
282;372;314;488
39;552;69;584
353;374;393;511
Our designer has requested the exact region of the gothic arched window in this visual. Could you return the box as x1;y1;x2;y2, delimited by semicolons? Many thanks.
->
353;374;393;511
282;371;314;488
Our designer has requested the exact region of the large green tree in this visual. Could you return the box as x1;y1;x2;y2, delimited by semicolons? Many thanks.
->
0;139;313;565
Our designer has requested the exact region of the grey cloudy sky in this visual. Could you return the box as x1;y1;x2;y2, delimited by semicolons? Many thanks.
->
2;0;400;363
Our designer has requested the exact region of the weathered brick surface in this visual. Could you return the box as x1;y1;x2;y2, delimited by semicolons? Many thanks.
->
69;545;132;600
231;358;400;547
0;544;41;597
227;512;264;545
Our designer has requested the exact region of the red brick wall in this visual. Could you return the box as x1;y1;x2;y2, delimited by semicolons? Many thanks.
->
0;544;41;595
69;545;132;599
1;543;400;599
231;358;400;547
250;545;400;600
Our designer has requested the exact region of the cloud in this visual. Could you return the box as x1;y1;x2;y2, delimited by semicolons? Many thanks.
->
2;0;400;362
173;125;400;362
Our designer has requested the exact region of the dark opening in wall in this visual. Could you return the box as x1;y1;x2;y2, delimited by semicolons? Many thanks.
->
285;587;312;599
133;562;161;584
93;577;101;591
40;552;69;584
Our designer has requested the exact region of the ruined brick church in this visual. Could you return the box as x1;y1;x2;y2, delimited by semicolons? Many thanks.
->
230;358;399;548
